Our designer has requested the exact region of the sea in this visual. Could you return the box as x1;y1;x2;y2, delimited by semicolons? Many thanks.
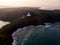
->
0;20;60;45
12;22;60;45
0;20;10;29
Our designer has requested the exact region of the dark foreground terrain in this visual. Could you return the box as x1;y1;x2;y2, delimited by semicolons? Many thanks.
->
0;7;60;45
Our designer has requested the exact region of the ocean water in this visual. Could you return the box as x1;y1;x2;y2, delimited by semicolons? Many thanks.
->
0;20;10;29
12;22;60;45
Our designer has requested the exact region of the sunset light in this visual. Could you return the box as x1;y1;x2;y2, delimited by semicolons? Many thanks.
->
0;0;60;9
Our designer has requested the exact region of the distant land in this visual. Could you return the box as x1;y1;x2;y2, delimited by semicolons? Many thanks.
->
0;7;60;45
0;7;60;22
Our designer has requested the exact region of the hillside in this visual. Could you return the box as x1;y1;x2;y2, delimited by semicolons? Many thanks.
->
0;7;60;45
0;7;60;22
